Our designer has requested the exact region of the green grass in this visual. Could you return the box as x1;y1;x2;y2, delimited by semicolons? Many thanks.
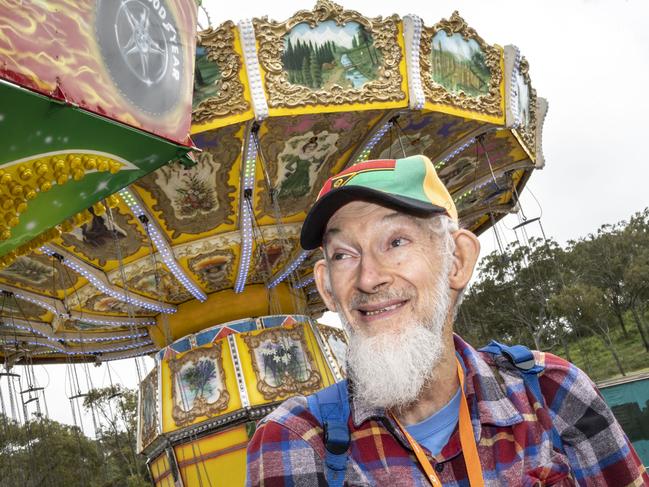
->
551;321;649;383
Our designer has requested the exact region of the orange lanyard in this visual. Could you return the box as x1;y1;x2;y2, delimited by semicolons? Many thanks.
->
390;358;484;487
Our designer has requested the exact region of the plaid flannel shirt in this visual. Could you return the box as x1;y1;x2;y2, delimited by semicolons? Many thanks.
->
246;335;648;486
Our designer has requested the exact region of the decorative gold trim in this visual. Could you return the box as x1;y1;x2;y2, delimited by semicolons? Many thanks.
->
169;343;230;426
513;57;537;159
253;0;404;108
192;21;250;124
319;324;347;347
419;11;502;116
242;326;322;400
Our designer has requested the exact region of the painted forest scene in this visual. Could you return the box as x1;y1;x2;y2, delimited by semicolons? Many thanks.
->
430;31;491;97
193;46;222;108
282;20;382;90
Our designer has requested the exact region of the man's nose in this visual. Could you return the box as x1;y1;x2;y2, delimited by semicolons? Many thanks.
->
356;250;392;293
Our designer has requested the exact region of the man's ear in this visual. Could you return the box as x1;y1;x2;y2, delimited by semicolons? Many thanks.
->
449;229;480;291
314;258;337;312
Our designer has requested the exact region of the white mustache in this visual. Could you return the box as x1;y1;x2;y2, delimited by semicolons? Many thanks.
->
349;289;414;310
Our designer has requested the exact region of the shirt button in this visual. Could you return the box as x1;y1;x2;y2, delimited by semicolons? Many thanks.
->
435;463;444;473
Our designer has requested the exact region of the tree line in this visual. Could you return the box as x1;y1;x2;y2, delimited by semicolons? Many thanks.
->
283;38;337;88
456;208;649;380
0;385;149;487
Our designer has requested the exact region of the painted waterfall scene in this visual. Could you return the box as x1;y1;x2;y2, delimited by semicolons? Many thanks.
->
282;20;382;90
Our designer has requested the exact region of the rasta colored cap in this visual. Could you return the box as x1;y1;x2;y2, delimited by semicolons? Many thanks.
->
300;154;457;250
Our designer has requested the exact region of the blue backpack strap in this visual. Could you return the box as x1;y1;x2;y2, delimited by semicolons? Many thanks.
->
306;380;350;487
479;341;563;451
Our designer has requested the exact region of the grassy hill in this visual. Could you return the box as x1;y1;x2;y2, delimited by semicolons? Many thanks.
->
551;321;649;383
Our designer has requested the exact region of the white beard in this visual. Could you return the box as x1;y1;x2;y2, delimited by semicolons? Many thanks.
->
340;258;452;411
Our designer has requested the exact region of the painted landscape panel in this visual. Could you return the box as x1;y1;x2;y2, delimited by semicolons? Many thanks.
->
282;20;382;90
430;31;491;97
193;46;222;108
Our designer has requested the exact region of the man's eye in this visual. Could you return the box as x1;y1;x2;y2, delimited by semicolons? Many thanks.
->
390;237;407;248
332;253;348;261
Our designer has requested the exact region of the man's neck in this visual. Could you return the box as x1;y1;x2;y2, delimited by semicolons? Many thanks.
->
393;345;460;426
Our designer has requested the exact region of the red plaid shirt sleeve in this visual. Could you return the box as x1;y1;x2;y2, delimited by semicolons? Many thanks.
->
246;397;328;487
539;352;649;486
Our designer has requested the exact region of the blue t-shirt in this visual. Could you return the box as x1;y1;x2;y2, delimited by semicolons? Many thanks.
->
404;386;461;457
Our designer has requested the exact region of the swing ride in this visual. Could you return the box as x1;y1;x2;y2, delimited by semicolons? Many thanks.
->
0;1;547;485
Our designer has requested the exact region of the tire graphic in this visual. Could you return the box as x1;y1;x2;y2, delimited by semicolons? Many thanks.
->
96;0;185;115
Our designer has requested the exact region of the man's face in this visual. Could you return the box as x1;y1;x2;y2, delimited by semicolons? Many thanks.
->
320;200;451;338
315;200;458;409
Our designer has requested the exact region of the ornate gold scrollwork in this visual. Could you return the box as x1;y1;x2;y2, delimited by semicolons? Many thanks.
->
192;21;249;124
318;324;348;375
419;11;503;117
242;326;322;400
169;343;230;426
253;0;405;108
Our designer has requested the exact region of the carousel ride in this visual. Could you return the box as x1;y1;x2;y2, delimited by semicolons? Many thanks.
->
0;1;547;485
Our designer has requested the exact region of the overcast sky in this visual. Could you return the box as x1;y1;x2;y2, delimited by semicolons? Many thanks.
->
3;0;647;430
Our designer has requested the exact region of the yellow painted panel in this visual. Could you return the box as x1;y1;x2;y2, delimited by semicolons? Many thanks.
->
494;129;528;162
153;283;303;346
176;425;249;487
499;47;507;123
160;357;174;432
397;20;410;108
191;110;253;134
422;101;503;125
267;99;407;118
162;341;243;433
512;128;535;162
151;452;173;487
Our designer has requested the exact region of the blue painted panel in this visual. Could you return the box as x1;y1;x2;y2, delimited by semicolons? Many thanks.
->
229;319;257;333
170;338;191;354
261;315;287;328
196;328;219;346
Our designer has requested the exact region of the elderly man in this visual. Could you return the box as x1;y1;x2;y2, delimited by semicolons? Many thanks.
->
246;155;647;486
